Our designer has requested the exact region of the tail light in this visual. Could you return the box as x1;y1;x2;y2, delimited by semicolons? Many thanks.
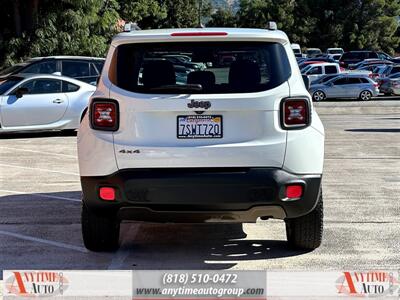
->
280;98;311;129
90;99;119;131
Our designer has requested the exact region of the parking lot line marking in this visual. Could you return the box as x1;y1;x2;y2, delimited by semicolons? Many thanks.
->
0;146;76;158
0;189;81;202
0;163;79;176
0;230;88;253
108;224;141;269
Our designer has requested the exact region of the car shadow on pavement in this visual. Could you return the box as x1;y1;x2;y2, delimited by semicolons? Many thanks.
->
0;130;77;139
117;222;311;269
345;128;400;133
0;191;311;270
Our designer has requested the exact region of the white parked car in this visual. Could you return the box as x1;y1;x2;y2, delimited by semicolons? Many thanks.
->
78;27;325;252
302;62;341;81
291;43;302;58
326;48;344;55
0;74;95;133
306;48;322;58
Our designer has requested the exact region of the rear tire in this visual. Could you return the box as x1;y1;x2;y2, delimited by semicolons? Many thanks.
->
81;204;120;252
312;90;326;102
285;189;323;250
359;90;372;101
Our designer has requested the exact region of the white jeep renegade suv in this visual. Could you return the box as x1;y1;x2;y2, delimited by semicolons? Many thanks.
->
78;27;325;252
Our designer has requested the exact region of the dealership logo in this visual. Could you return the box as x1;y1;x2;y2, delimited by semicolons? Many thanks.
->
336;271;398;297
5;271;69;297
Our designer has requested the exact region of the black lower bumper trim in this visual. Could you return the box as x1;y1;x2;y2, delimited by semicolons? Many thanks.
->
81;168;322;222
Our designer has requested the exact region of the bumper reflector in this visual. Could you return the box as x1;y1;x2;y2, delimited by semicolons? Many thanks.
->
286;185;303;199
99;187;116;201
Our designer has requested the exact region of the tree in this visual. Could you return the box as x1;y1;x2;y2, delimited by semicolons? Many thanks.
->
207;7;237;27
1;0;120;67
118;0;167;29
158;0;211;28
237;0;295;33
299;0;400;53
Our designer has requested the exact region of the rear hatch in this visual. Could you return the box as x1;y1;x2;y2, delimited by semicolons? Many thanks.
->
109;38;292;168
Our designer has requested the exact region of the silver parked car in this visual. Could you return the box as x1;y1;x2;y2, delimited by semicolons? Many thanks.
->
310;74;379;101
379;73;400;95
0;73;95;133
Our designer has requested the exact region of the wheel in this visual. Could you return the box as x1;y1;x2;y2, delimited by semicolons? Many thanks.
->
359;90;372;101
384;90;393;96
285;189;323;250
312;90;326;102
81;204;120;251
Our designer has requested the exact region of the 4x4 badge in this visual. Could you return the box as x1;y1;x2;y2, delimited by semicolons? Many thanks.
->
187;100;211;110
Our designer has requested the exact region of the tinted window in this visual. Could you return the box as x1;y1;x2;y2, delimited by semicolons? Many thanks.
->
348;77;361;84
0;77;23;94
20;79;61;94
321;74;337;83
325;66;337;74
62;81;80;92
389;73;400;78
341;53;359;60
114;42;291;94
62;61;90;78
341;52;371;60
90;63;99;76
307;66;322;75
367;52;378;59
94;61;104;73
360;78;370;83
0;64;27;76
390;67;400;74
20;61;57;74
328;49;343;54
333;78;348;85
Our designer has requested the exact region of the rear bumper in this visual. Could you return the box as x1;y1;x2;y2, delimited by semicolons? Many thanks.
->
81;168;322;223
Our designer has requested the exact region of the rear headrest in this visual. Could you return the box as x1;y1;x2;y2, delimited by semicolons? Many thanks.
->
187;71;216;90
229;60;261;91
142;60;176;88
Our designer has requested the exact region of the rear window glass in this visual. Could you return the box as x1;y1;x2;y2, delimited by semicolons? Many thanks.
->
114;42;291;94
62;81;80;92
20;61;57;74
325;66;337;74
62;61;90;78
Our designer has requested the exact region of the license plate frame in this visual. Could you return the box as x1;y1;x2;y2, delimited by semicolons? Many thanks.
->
177;115;223;139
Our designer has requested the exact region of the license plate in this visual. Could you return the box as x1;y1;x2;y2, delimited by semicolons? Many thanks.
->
177;115;223;139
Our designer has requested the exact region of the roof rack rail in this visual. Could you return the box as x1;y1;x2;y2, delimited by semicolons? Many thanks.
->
124;22;141;32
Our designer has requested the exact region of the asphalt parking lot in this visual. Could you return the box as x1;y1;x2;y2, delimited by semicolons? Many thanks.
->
0;98;399;277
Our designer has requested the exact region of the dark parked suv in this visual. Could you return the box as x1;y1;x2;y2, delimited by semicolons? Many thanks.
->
0;56;105;84
339;51;398;68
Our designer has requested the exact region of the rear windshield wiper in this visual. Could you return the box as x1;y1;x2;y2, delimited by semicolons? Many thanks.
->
147;84;203;93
